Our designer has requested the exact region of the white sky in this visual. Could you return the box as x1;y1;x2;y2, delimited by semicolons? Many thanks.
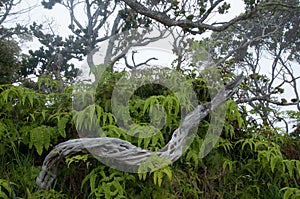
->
11;0;246;76
11;0;245;50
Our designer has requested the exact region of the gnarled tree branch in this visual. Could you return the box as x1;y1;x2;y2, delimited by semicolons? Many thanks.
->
36;74;244;190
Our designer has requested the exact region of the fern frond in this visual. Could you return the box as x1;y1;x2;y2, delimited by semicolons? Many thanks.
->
30;126;55;155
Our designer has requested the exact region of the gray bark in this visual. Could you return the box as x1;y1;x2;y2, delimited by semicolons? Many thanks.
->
36;74;244;190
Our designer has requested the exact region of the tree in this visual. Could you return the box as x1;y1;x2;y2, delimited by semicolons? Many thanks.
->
20;23;82;91
38;0;300;73
121;0;299;33
41;0;161;71
0;0;32;84
199;0;300;131
0;0;33;40
0;38;20;84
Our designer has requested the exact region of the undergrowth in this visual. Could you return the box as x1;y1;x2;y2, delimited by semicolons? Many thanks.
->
0;71;299;198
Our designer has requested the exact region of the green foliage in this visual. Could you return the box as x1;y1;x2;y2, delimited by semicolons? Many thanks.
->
0;69;299;198
281;187;300;199
27;189;67;199
218;2;231;14
29;125;55;155
66;154;91;168
0;179;15;199
81;166;131;199
200;2;300;130
0;83;74;197
0;39;21;84
20;23;80;88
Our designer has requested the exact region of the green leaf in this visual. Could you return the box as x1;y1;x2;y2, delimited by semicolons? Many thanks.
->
284;160;295;178
223;159;234;172
41;110;47;121
282;187;293;199
0;192;8;199
270;156;277;173
0;179;15;199
153;170;164;186
295;160;300;177
237;138;254;151
161;167;172;181
58;117;68;137
66;154;89;168
187;14;194;20
30;125;54;155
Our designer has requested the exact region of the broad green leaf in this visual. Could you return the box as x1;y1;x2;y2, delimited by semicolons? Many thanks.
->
58;117;68;137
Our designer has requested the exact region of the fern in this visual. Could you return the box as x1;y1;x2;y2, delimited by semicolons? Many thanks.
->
57;116;68;138
73;104;98;131
29;125;55;155
128;123;159;138
281;187;300;199
81;166;128;199
102;125;128;140
152;167;172;187
0;179;15;199
0;85;43;108
283;160;300;178
163;95;180;116
216;138;233;153
66;154;90;168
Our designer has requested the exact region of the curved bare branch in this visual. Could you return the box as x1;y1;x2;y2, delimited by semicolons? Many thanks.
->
36;74;244;190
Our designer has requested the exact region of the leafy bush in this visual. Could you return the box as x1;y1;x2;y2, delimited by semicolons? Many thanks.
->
0;71;299;198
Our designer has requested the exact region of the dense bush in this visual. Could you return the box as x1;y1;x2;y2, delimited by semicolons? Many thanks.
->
0;70;299;198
